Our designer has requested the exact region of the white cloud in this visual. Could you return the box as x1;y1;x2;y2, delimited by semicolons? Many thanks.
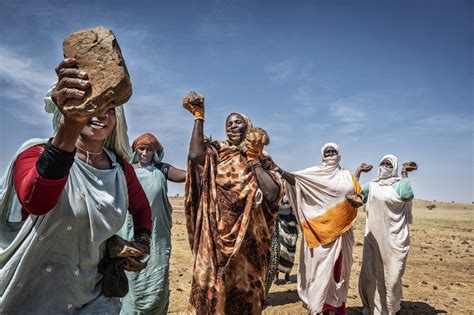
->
291;85;318;113
265;59;298;83
0;48;53;94
329;94;369;134
0;46;55;126
413;114;473;134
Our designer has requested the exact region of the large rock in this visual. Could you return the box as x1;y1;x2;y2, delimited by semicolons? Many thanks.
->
107;235;144;259
63;26;132;116
182;91;205;108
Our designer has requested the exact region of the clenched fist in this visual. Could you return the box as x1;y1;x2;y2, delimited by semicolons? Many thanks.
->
51;58;91;124
182;91;205;120
245;127;270;167
346;193;364;208
358;163;373;173
122;240;150;272
402;161;418;172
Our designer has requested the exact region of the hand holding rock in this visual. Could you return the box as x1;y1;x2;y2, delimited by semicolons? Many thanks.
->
182;91;205;120
245;127;270;167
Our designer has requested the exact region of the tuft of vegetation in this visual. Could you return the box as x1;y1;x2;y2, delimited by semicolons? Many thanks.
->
426;204;436;210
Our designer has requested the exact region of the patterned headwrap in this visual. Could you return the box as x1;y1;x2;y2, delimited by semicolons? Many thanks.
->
44;84;132;161
131;133;163;154
130;133;164;164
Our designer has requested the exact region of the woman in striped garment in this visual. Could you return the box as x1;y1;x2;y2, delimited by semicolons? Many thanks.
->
265;192;299;294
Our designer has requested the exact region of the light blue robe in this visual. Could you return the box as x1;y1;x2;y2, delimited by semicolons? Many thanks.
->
119;163;172;315
0;138;128;314
362;178;414;201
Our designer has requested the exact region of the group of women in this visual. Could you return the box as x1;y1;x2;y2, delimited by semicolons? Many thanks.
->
0;57;417;315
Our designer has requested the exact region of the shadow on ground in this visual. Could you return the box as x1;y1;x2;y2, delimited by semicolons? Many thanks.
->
348;301;447;315
265;289;300;307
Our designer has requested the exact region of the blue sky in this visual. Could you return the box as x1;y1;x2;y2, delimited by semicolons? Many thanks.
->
0;0;472;202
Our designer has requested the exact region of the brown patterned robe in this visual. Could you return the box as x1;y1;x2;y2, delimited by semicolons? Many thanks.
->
185;140;283;314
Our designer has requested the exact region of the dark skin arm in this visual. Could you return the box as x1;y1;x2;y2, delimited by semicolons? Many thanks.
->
245;128;280;203
273;166;296;185
183;92;206;165
352;163;373;205
402;162;418;177
252;160;280;203
183;92;279;202
167;165;186;183
188;125;280;201
354;163;373;179
188;119;205;165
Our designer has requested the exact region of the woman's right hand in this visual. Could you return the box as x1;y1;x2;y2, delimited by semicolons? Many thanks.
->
51;58;91;124
354;163;373;179
182;91;205;120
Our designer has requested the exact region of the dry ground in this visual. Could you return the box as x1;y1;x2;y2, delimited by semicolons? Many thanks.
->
167;198;473;314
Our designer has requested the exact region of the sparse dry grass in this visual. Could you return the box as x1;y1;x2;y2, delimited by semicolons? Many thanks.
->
167;198;474;314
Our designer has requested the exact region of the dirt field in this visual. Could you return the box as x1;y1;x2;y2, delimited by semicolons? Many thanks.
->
166;198;473;314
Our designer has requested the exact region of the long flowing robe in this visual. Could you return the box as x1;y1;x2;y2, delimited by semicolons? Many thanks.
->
285;163;361;314
0;139;128;314
185;140;283;314
119;163;172;314
358;176;414;315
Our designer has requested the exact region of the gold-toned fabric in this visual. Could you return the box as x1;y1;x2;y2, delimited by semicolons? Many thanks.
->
185;140;283;314
299;176;361;248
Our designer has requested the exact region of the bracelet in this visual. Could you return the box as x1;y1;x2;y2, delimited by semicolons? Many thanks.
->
134;234;150;245
248;159;261;169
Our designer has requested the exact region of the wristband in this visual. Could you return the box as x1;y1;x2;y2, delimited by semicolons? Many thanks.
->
248;159;261;169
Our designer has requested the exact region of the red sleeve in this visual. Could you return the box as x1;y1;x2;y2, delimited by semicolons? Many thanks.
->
121;159;152;234
13;145;68;218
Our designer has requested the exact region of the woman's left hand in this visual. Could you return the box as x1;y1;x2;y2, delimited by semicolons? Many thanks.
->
245;127;269;166
402;161;418;172
122;239;150;272
123;256;148;272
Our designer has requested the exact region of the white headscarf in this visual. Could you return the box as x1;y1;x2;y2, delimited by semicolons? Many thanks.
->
321;142;341;168
44;85;132;160
373;154;401;186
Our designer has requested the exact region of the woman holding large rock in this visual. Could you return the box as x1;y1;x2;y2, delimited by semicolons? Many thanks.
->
0;58;152;313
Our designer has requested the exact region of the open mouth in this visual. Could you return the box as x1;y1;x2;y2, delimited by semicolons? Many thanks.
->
88;120;107;129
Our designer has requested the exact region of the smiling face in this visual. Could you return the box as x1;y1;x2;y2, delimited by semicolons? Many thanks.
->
136;146;154;166
226;113;248;145
80;107;117;142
